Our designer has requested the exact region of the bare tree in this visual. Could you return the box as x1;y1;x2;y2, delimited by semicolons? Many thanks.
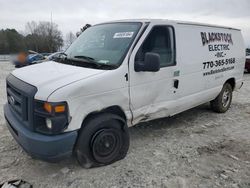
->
65;32;76;49
25;21;39;51
25;21;37;35
25;21;63;53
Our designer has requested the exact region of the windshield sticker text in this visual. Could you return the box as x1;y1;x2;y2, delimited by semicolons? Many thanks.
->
113;32;134;38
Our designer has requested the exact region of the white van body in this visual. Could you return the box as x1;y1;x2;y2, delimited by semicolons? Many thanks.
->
4;19;245;165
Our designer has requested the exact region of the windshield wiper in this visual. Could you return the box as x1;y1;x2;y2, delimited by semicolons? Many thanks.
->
72;56;118;69
56;55;117;69
74;55;95;61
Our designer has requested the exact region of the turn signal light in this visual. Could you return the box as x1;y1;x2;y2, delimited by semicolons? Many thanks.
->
55;105;65;113
44;102;66;113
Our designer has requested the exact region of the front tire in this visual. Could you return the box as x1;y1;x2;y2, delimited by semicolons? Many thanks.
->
75;113;129;168
210;83;233;113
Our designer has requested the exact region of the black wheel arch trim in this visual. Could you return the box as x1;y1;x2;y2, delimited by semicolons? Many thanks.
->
225;77;236;91
80;106;128;130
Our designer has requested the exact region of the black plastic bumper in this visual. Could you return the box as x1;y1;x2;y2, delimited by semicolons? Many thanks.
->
4;104;77;162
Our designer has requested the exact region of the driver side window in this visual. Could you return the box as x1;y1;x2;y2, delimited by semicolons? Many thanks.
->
135;26;175;68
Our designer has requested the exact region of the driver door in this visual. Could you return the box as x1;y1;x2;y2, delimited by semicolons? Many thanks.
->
129;23;179;125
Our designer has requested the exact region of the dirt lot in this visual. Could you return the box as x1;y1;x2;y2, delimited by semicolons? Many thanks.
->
0;61;250;188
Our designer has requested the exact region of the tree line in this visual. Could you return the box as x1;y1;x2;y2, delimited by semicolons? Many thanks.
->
0;21;64;54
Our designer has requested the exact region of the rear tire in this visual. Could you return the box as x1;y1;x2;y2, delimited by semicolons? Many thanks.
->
75;113;129;168
210;83;233;113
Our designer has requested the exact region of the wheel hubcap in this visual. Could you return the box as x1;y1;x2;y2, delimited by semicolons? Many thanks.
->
222;89;231;107
95;133;116;156
91;129;121;163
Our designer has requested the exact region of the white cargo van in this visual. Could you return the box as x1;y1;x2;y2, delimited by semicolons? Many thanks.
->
4;19;245;168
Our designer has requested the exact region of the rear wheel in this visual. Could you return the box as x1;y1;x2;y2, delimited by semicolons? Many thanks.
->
210;83;233;113
75;113;129;168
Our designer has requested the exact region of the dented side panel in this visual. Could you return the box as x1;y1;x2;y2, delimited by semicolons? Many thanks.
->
128;22;180;124
48;60;132;131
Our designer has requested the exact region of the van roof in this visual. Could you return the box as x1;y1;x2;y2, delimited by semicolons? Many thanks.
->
102;19;240;31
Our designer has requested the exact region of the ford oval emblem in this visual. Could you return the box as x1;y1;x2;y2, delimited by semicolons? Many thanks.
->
9;96;15;105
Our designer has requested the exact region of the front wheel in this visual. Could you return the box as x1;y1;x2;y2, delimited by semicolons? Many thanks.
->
75;113;129;168
210;83;233;113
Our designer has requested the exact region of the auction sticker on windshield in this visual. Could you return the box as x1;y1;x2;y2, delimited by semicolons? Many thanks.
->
113;32;134;38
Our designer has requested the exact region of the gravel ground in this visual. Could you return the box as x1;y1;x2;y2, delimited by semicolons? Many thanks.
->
0;61;250;188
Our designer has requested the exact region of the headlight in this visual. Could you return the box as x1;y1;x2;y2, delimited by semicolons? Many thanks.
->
34;101;70;135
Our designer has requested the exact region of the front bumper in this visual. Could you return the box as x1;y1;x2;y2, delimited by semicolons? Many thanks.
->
4;104;78;162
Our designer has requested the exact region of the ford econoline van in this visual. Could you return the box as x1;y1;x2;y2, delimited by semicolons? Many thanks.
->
4;19;245;168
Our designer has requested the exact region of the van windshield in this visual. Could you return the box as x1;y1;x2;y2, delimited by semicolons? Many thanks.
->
64;22;142;69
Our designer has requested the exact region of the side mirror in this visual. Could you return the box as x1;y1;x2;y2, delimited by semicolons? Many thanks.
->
135;52;160;72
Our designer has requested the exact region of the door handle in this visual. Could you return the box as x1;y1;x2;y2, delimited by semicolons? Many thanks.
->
174;79;179;89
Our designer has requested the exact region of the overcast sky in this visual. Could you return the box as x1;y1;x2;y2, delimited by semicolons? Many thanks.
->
0;0;250;47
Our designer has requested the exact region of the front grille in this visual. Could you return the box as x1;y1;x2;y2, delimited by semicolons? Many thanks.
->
7;84;28;120
6;74;37;130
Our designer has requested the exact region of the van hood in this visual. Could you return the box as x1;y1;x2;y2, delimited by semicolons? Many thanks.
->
11;61;107;100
